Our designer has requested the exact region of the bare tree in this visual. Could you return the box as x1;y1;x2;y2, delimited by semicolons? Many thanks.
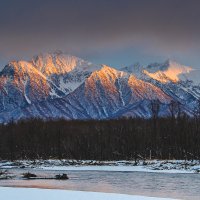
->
150;99;160;119
169;100;181;119
194;98;200;119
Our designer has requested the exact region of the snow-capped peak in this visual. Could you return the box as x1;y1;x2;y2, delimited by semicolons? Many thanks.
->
143;60;193;83
120;63;144;78
92;64;128;81
32;51;100;76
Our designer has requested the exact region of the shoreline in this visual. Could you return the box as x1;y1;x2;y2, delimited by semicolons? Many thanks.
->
1;159;200;174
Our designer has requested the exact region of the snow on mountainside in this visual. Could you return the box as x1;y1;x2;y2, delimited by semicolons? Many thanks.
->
32;51;100;76
32;51;101;93
143;61;200;111
0;53;199;122
64;65;171;119
122;60;197;84
0;65;172;121
0;60;63;112
143;60;193;83
121;60;200;114
0;52;100;115
120;63;144;78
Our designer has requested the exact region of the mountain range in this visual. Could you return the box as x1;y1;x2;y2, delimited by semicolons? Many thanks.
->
0;51;200;123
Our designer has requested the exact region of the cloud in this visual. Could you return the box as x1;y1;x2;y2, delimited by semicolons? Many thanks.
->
0;0;200;67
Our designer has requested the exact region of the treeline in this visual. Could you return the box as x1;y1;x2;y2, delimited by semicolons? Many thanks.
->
0;115;200;161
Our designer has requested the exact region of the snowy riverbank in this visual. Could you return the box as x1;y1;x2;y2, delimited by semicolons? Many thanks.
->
0;159;200;173
0;187;177;200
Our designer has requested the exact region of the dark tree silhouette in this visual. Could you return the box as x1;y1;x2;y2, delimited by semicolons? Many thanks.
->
0;116;199;161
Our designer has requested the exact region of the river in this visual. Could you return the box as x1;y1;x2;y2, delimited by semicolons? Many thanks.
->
0;168;199;200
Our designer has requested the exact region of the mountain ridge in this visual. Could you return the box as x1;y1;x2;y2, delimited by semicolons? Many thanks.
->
0;52;199;122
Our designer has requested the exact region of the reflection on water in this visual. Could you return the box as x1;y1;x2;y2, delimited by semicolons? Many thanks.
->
0;168;200;200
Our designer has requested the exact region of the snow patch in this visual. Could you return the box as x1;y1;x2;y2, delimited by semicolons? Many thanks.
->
23;78;31;104
0;187;177;200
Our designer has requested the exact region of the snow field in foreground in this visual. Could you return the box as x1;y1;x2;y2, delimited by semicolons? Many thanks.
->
0;187;177;200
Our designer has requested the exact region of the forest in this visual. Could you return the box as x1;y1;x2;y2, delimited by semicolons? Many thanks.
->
0;100;200;161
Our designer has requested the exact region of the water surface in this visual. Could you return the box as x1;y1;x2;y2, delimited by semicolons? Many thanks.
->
0;168;199;200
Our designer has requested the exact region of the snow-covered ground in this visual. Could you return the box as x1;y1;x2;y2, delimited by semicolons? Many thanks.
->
40;165;193;173
0;159;200;173
0;187;177;200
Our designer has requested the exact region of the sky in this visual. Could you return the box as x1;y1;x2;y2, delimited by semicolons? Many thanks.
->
0;0;200;69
